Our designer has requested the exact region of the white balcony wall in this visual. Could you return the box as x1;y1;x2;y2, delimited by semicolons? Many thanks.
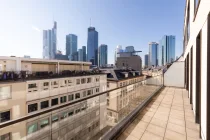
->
164;61;184;88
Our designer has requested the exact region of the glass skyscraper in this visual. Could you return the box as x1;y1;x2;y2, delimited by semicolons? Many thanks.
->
82;46;86;61
87;27;98;65
66;34;77;61
144;54;149;68
43;21;57;59
159;35;175;65
115;45;123;65
78;49;83;61
98;44;108;67
149;42;158;66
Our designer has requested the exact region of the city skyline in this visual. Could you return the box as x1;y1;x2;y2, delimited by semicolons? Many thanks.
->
0;0;185;64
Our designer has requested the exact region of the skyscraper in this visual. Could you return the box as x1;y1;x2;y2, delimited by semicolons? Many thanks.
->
115;45;123;65
78;49;83;61
149;42;158;66
43;21;57;59
82;46;86;61
66;34;77;61
98;44;108;67
144;54;149;68
160;35;176;65
87;27;98;65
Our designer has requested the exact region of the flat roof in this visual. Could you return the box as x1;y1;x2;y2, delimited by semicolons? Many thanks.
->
0;56;91;65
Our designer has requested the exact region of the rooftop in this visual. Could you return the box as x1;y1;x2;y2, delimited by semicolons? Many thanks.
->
117;87;201;140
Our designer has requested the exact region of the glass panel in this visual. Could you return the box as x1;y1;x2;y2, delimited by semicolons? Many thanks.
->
51;98;58;106
28;103;38;113
52;115;58;123
0;110;10;123
27;123;38;134
40;101;49;109
40;118;49;128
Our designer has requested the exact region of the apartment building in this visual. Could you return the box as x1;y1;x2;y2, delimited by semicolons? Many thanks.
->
184;0;210;139
101;69;144;125
0;56;107;140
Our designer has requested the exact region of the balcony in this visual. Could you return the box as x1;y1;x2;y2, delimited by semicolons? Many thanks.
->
116;87;200;140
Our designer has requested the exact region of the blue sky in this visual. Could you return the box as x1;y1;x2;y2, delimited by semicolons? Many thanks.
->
0;0;185;64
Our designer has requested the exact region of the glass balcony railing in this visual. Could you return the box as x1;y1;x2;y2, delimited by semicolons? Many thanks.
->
0;74;163;140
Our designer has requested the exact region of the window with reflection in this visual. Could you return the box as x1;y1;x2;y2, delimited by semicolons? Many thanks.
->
52;115;59;123
40;118;49;128
27;123;38;134
28;103;38;113
68;94;74;101
40;100;49;109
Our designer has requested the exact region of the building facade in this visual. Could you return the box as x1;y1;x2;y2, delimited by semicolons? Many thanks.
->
183;0;210;139
0;56;107;140
149;42;158;66
144;54;149;68
43;22;57;59
87;27;98;66
98;44;108;67
116;55;142;72
66;34;78;61
82;46;86;61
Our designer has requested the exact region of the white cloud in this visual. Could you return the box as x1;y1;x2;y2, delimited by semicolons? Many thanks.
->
32;25;41;32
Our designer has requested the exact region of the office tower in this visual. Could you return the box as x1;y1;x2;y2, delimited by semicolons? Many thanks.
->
149;42;158;66
82;46;86;61
158;40;163;66
72;51;78;61
43;21;57;59
144;54;149;68
125;46;135;52
98;44;108;67
160;35;176;65
0;56;107;140
115;45;123;65
87;27;98;65
78;49;83;61
66;34;78;61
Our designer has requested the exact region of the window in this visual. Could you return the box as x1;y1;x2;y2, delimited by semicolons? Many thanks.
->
68;111;74;116
95;77;100;82
40;118;49;128
51;98;58;106
60;80;67;87
60;112;68;120
51;81;58;88
52;115;59;123
76;79;80;85
28;83;37;89
120;83;122;87
0;110;10;123
75;108;80;114
40;100;49;109
81;78;86;84
96;88;99;93
0;86;11;100
68;94;74;101
87;78;91;83
83;91;86;97
0;133;11;140
43;82;49;87
107;82;109;88
60;96;67;103
87;90;92;96
28;103;38;113
27;123;38;134
75;93;80;99
68;79;72;83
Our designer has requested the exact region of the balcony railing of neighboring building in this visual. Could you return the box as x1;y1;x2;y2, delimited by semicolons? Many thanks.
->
0;74;163;140
0;70;104;82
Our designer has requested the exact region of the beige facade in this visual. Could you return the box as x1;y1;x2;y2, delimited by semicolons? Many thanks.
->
0;57;107;140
